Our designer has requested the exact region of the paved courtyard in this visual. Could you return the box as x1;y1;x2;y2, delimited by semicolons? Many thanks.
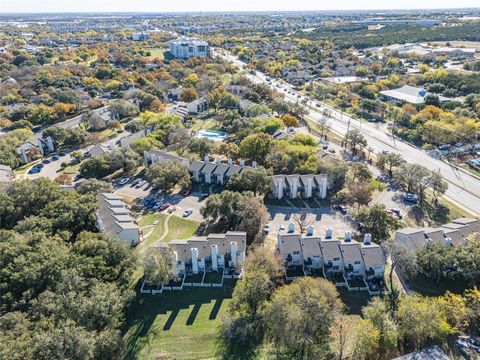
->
266;205;354;238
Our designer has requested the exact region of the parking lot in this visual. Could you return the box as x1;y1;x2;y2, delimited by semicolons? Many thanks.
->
115;182;207;222
266;205;354;238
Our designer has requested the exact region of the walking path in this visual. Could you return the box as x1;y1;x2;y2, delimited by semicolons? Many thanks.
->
158;214;172;242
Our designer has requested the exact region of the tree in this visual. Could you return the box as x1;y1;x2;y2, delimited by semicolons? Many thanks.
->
238;133;273;165
237;197;270;244
377;153;405;178
430;170;448;205
362;298;399;359
227;167;270;196
109;99;138;119
179;87;198;102
262;277;344;359
345;129;367;155
293;209;315;234
145;161;191;192
317;159;348;194
396;295;454;350
188;137;213;158
143;247;176;287
282;114;299;127
349;163;372;182
382;239;417;316
75;179;112;195
352;319;381;360
347;182;372;209
355;204;401;242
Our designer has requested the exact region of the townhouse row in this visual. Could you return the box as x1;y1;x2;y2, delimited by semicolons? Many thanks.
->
144;150;255;186
144;150;329;199
277;224;385;285
96;193;141;246
271;174;328;200
395;217;480;249
153;231;247;277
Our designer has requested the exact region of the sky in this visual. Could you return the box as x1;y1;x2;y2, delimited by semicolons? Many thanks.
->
1;0;479;13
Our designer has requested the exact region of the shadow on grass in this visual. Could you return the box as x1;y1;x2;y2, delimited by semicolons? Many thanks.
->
121;279;236;360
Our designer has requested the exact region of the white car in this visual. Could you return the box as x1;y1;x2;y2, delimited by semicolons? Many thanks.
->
182;209;193;217
117;177;130;186
279;225;286;231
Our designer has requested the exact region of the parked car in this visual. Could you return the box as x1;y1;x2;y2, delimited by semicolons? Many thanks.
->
159;203;171;211
279;225;286;231
182;209;193;217
338;205;348;215
200;193;209;200
135;180;146;188
167;207;176;214
387;208;402;219
83;151;91;158
263;224;270;235
28;167;40;174
403;193;418;203
182;188;192;196
117;177;130;186
51;155;60;161
42;159;51;164
58;151;67;157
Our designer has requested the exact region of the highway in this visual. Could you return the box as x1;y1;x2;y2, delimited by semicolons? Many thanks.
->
216;50;480;216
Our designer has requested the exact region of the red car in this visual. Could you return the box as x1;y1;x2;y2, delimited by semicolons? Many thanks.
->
182;189;192;196
159;203;170;211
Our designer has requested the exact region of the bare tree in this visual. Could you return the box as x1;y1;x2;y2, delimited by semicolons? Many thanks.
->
293;209;315;234
382;239;418;317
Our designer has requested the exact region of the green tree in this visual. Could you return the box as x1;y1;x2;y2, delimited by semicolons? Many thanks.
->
146;161;191;192
377;153;405;178
345;129;367;155
227;167;270;196
188;137;213;158
238;133;273;165
143;247;176;287
355;204;401;241
262;277;344;359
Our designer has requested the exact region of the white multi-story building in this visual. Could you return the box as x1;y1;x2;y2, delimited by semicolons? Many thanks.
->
277;225;385;286
169;37;209;59
96;193;141;247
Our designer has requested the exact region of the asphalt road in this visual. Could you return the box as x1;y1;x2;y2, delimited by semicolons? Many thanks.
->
216;50;480;216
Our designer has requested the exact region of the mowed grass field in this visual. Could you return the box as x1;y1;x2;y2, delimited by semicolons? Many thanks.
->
122;280;236;360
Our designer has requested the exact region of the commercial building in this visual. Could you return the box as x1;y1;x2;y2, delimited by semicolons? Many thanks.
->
380;85;449;105
96;193;141;246
169;37;209;59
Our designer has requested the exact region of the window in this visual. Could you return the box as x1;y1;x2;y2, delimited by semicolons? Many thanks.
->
354;261;361;265
333;257;340;261
332;266;339;270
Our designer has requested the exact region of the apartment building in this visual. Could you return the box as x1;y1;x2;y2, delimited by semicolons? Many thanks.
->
395;217;480;249
0;164;13;183
270;174;328;200
169;37;209;59
157;231;246;276
144;150;255;186
277;225;385;286
96;193;141;246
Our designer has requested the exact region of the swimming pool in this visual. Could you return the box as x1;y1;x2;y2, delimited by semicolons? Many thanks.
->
196;130;228;142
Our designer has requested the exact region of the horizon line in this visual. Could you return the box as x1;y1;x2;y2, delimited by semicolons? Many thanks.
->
1;7;480;15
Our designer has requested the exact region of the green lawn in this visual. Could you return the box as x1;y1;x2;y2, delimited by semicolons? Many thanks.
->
122;280;236;360
144;48;164;60
140;213;200;247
